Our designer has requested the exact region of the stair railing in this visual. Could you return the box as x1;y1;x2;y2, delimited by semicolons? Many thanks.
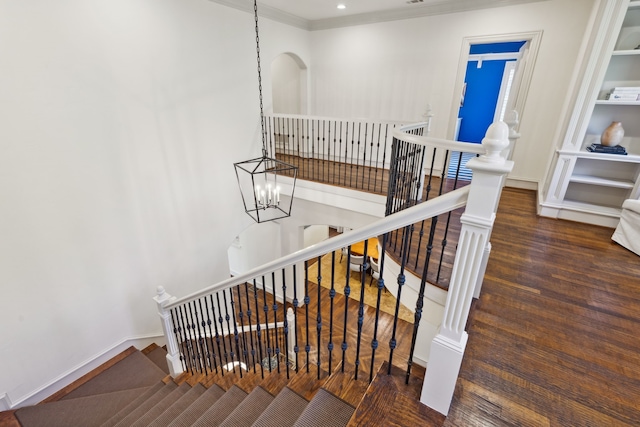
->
155;120;514;416
263;114;426;194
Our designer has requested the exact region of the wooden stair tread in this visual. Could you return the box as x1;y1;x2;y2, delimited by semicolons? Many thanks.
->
141;343;161;355
347;361;445;426
0;410;20;427
286;366;330;401
258;369;291;396
322;367;369;408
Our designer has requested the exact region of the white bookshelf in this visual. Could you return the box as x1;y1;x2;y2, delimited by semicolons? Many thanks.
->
542;0;640;227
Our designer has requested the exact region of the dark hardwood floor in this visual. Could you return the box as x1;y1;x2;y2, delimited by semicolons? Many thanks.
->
445;188;640;426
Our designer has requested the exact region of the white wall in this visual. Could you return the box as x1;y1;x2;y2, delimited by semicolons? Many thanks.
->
308;0;596;185
272;53;304;114
0;0;310;407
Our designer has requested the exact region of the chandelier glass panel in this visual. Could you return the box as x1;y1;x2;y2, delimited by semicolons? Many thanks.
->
234;0;298;223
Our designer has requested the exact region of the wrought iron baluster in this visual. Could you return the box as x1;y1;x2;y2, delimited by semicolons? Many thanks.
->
349;122;355;188
195;299;209;375
311;120;316;182
261;275;272;372
388;225;412;373
253;279;265;378
208;295;225;376
356;122;362;190
178;305;193;374
215;293;231;372
322;120;326;184
235;285;249;369
354;240;369;380
281;268;290;379
316;255;322;380
331;120;336;185
228;289;243;378
341;248;352;372
369;233;388;382
203;297;218;374
374;123;382;193
414;147;439;269
407;213;439;384
222;291;237;373
339;121;344;186
271;271;280;373
328;250;336;374
436;149;455;284
170;308;187;372
385;137;400;216
380;124;390;194
367;123;374;191
304;260;310;373
243;282;257;373
292;264;300;372
187;303;202;373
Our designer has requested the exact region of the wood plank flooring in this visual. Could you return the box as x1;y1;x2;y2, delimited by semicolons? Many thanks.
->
445;188;640;426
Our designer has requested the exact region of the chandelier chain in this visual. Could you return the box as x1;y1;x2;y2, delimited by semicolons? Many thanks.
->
254;0;267;156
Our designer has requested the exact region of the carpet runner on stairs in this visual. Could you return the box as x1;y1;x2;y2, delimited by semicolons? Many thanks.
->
13;345;358;427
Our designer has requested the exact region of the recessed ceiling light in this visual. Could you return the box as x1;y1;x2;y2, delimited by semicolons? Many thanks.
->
337;4;346;10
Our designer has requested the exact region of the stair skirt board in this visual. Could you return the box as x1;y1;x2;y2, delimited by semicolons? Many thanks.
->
253;386;309;427
293;389;355;427
14;387;149;427
191;385;248;426
166;384;225;427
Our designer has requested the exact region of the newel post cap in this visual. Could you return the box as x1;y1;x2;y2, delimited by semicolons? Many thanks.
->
480;121;510;163
154;286;174;306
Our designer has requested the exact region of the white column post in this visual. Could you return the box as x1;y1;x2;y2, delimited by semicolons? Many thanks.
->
154;286;184;377
421;121;514;415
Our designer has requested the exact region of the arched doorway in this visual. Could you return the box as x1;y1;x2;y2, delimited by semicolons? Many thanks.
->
271;52;308;115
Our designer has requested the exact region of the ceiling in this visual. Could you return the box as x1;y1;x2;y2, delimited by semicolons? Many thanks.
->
258;0;431;21
209;0;549;30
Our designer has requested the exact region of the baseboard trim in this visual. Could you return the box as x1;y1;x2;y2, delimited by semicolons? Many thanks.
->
0;393;12;411
5;333;165;410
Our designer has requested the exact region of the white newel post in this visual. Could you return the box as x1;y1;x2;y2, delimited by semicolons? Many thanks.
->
154;286;184;377
420;121;514;415
473;111;520;299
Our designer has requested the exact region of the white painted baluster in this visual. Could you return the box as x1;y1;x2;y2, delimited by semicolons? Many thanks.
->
286;307;296;365
420;121;514;415
154;286;184;377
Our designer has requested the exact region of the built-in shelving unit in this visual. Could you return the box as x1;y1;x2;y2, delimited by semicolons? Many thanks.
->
541;0;640;227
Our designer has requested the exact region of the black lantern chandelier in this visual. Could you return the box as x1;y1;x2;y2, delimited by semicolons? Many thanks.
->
234;0;298;223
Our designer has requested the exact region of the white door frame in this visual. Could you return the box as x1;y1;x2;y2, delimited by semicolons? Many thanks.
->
447;31;543;140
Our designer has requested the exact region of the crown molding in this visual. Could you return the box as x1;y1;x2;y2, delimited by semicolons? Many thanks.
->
208;0;310;30
310;0;550;31
209;0;549;31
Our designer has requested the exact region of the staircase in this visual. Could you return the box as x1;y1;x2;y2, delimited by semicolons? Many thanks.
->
9;344;442;426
